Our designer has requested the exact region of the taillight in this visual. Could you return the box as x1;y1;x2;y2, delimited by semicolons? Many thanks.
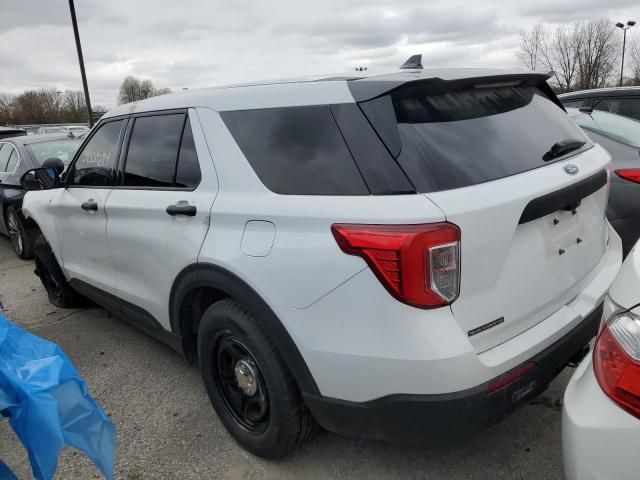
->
615;169;640;183
593;311;640;419
331;222;461;308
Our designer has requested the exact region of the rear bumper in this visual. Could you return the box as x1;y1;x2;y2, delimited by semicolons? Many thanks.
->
563;355;640;480
304;303;602;442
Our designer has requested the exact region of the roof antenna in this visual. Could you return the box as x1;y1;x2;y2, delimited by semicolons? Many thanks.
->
400;54;423;70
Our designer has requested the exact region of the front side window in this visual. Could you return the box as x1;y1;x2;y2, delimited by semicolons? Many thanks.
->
70;120;124;186
123;113;201;189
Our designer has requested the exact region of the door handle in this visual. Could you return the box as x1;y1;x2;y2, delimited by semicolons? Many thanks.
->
166;203;197;216
81;199;98;212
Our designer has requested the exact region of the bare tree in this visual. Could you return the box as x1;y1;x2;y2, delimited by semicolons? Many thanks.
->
0;93;14;124
517;25;546;71
118;76;172;104
0;89;90;125
546;25;580;92
61;90;87;122
574;18;619;90
518;18;620;92
630;38;640;85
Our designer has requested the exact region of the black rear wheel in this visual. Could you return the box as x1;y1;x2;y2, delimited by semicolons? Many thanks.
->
198;299;318;458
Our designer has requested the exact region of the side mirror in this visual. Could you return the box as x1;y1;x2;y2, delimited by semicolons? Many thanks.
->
41;157;65;175
20;167;61;191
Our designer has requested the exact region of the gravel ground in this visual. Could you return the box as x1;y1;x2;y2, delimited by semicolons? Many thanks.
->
0;235;570;479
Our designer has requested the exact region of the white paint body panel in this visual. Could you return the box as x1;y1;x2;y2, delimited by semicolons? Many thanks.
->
105;110;217;329
425;145;611;353
563;241;640;480
563;356;640;480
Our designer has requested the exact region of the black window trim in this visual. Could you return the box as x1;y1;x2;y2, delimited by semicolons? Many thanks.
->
64;116;129;189
116;108;202;192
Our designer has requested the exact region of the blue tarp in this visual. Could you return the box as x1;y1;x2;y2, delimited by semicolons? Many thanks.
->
0;312;115;479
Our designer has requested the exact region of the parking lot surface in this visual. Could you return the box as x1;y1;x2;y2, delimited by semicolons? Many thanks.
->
0;236;570;479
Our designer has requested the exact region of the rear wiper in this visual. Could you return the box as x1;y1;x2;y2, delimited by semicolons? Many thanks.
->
543;139;586;161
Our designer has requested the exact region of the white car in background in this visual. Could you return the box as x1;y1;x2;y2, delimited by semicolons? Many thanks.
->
563;243;640;480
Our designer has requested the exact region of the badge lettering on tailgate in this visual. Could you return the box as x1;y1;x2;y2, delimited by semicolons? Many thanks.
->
468;317;504;337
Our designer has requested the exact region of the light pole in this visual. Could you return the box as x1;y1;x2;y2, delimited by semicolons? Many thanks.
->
68;0;94;126
616;20;636;87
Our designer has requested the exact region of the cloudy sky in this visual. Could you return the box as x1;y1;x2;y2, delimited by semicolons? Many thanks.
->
0;0;638;108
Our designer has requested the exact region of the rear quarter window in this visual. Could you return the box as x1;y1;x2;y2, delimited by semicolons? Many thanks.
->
221;106;369;195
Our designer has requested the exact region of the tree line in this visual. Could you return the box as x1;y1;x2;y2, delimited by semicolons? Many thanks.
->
1;76;171;125
518;18;640;92
0;89;99;125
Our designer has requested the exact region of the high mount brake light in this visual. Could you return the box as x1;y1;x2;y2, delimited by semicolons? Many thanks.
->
594;311;640;420
331;223;461;308
615;169;640;184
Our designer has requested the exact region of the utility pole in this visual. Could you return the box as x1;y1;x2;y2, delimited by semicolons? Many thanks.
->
68;0;94;126
616;21;636;87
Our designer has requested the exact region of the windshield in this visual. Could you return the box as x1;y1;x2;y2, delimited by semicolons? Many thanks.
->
573;110;640;148
26;138;83;167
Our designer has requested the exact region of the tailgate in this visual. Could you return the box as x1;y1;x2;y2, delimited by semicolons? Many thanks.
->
425;146;611;352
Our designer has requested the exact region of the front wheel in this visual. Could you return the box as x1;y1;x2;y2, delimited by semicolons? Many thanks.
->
197;299;318;458
34;235;85;308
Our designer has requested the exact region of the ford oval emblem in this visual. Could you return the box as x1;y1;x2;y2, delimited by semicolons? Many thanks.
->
564;164;579;175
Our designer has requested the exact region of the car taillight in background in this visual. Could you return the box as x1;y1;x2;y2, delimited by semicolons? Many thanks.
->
615;169;640;184
331;222;461;308
593;309;640;419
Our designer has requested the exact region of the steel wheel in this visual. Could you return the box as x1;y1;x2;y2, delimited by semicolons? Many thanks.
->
7;210;23;256
214;333;270;434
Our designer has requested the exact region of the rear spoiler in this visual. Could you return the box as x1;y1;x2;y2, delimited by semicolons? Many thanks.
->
348;72;564;111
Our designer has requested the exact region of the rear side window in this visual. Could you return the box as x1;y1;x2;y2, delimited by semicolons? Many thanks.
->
362;86;591;193
221;106;369;195
123;113;201;189
71;120;124;186
5;149;18;172
0;144;14;172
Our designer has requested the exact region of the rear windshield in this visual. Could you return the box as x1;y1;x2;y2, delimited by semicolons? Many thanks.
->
362;85;591;192
573;110;640;148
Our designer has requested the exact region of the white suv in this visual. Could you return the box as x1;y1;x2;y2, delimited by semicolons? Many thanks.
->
20;64;622;458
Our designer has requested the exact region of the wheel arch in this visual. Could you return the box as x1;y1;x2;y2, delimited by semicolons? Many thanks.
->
169;263;320;396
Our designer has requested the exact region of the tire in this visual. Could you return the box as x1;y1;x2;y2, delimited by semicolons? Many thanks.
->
5;207;35;260
34;235;84;308
197;299;318;458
